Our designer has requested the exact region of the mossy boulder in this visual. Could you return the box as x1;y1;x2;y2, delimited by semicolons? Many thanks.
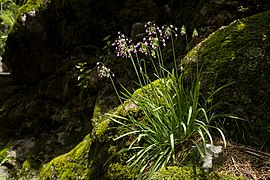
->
37;104;129;179
0;58;96;140
183;10;270;149
39;134;92;179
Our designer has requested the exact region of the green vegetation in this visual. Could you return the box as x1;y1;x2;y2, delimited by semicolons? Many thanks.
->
102;22;230;179
39;135;92;179
18;0;45;14
183;10;270;149
0;1;269;179
0;145;10;164
0;0;18;27
0;0;18;55
105;163;135;180
151;166;242;180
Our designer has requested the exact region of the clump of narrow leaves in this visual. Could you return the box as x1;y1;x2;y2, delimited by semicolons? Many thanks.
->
105;22;227;179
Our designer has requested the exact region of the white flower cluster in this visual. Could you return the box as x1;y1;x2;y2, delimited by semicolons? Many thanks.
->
96;62;114;78
112;22;178;59
145;22;178;40
112;32;135;58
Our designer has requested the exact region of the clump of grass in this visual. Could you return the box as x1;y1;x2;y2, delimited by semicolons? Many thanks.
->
99;22;228;179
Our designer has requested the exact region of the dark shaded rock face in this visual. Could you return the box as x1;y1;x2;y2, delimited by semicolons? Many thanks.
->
0;0;159;146
192;0;270;36
0;74;16;105
0;0;163;147
3;0;270;82
3;0;159;82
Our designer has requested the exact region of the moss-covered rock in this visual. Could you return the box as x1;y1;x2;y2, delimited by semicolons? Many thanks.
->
0;145;11;163
39;135;92;179
183;10;270;149
151;166;242;180
36;91;140;179
105;163;135;180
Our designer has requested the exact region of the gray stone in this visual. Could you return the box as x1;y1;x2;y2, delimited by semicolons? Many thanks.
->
7;138;36;162
202;144;223;172
0;166;10;179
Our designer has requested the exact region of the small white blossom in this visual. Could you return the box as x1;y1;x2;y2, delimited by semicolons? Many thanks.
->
97;62;113;78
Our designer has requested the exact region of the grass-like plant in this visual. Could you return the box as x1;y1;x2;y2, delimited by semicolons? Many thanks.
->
0;0;19;55
102;22;227;179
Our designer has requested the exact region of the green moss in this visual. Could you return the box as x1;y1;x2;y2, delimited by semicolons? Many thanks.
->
151;166;198;179
185;10;270;73
182;10;270;148
151;166;241;180
38;135;92;179
0;145;11;163
18;0;48;14
105;163;135;180
94;96;142;139
95;118;111;138
133;78;165;96
22;160;32;169
93;104;101;118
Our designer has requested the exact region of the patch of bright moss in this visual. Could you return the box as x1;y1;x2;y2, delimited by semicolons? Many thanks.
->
95;118;111;138
151;166;242;180
18;0;48;14
105;162;135;180
133;78;166;97
94;97;142;139
22;159;31;169
93;104;101;118
0;145;11;163
38;135;92;179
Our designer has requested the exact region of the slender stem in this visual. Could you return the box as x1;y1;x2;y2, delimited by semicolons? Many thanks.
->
157;46;165;78
150;56;159;78
141;58;149;85
109;76;123;104
185;34;189;52
135;53;147;86
171;35;178;78
155;49;161;78
129;52;143;86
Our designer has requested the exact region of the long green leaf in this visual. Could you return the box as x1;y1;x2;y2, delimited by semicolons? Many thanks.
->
207;81;235;102
187;106;193;125
113;130;141;141
170;133;176;164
